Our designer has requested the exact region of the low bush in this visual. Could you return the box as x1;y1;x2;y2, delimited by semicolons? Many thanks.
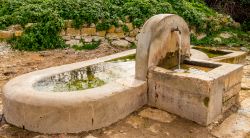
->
0;0;248;50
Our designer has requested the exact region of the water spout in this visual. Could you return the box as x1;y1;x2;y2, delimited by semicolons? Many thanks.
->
172;27;184;72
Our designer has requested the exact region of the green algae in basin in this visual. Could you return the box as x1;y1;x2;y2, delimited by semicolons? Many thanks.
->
193;47;230;58
34;58;135;92
53;67;106;92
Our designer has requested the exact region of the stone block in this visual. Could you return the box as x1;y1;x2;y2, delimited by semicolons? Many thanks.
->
222;95;239;112
66;28;80;36
223;84;241;102
111;40;130;47
96;31;106;37
223;68;243;91
65;39;80;46
126;23;133;31
106;33;125;40
60;29;66;36
0;31;14;39
14;31;23;37
107;25;115;33
129;28;140;37
81;28;96;36
115;27;123;33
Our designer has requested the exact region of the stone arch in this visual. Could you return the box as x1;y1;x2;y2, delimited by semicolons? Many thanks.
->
135;14;190;80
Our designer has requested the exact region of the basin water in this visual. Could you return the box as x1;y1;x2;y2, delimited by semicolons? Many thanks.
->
3;14;245;133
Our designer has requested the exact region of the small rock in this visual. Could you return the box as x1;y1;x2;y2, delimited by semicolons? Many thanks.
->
75;36;82;40
214;37;222;43
25;23;34;28
240;47;249;52
84;134;97;138
147;123;161;134
139;107;176;123
125;37;135;43
84;36;93;43
118;20;124;26
62;36;71;41
219;32;233;39
90;23;96;28
196;33;207;40
65;40;80;46
92;36;104;42
111;40;130;47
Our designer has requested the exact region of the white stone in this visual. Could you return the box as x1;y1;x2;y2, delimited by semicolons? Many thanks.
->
111;40;130;47
125;37;135;43
196;33;207;40
190;49;209;60
139;108;176;123
219;32;233;39
84;36;93;43
65;40;80;46
214;37;222;42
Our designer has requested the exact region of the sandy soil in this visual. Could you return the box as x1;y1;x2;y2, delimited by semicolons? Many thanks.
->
0;42;249;138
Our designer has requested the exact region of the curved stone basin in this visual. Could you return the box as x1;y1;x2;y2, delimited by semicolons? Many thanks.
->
3;49;147;134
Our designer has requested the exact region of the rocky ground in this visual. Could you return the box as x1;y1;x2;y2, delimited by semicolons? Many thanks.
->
0;42;250;138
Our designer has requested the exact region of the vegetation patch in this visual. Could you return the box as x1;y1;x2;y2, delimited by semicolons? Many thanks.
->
72;40;100;50
0;0;249;50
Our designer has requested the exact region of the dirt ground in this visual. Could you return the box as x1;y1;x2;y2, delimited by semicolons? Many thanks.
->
0;42;249;138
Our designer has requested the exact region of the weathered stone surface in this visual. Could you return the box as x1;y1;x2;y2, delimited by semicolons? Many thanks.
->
3;50;147;134
126;23;133;31
65;39;80;46
135;14;190;80
0;31;13;39
96;31;106;37
212;98;250;138
139;107;176;123
62;36;71;41
115;27;123;33
242;65;250;90
223;84;241;102
147;59;243;126
219;32;233;39
125;37;136;43
60;30;66;36
84;36;93;43
196;33;207;40
67;28;80;36
106;33;125;39
75;36;82;40
222;95;239;112
14;31;23;37
111;40;130;47
190;49;209;60
214;37;222;42
107;25;116;33
7;25;23;31
81;28;96;36
129;28;140;37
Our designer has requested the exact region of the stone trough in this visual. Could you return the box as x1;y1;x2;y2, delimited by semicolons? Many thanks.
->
2;14;245;134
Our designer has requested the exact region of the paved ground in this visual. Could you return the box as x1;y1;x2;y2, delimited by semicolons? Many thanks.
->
0;42;249;138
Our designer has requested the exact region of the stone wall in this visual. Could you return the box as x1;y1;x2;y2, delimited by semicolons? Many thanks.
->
0;20;140;48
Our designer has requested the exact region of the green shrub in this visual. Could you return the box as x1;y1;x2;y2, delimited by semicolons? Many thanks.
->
0;0;248;50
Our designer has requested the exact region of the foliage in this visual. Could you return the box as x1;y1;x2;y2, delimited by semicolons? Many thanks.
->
191;27;250;48
72;41;101;50
0;0;249;50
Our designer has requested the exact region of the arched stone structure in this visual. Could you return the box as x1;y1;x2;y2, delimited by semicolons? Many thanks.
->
135;14;190;80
